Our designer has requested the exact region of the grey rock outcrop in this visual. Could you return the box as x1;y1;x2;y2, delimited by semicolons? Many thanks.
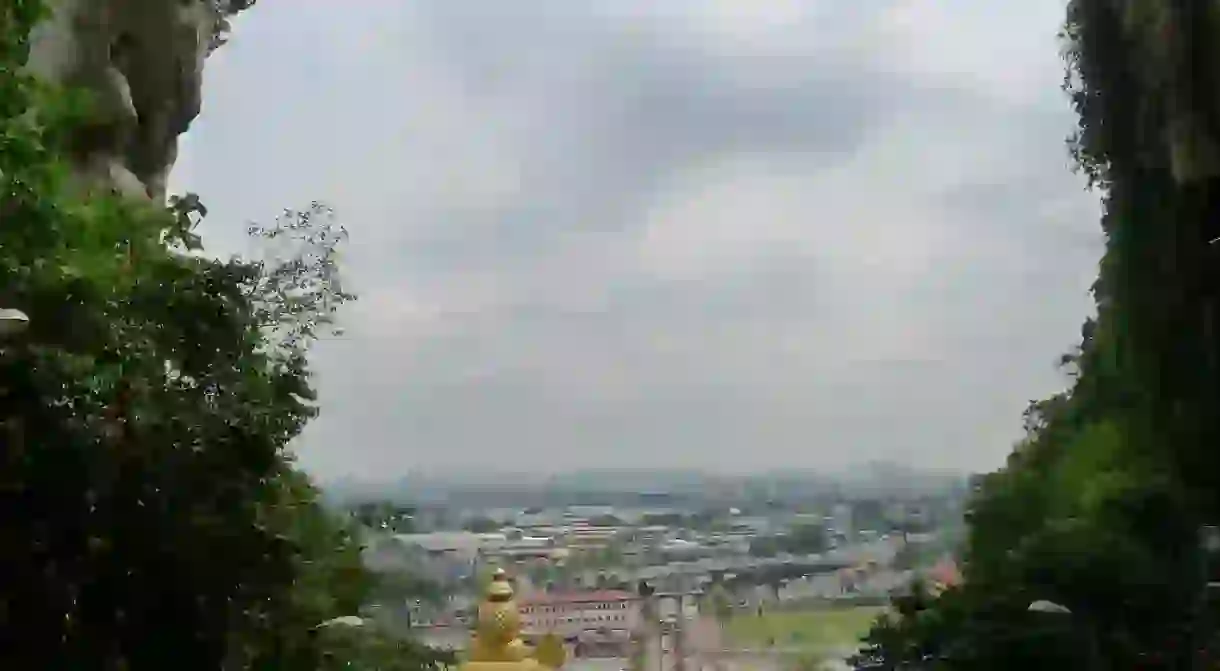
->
26;0;253;202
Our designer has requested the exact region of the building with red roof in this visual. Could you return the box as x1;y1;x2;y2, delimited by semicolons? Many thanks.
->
926;556;963;594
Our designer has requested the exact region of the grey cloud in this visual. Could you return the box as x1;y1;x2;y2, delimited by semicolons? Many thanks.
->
174;0;1102;478
394;0;967;250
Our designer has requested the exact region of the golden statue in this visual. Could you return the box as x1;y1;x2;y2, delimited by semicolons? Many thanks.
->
462;569;566;671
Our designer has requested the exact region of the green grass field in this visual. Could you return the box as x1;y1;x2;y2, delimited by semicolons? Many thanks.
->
723;606;886;651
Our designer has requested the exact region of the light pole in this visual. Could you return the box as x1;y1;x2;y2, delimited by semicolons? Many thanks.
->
672;590;687;671
630;580;656;671
0;308;29;338
1027;600;1072;615
1;306;30;409
316;615;365;629
1027;600;1098;669
0;308;29;457
1192;525;1220;669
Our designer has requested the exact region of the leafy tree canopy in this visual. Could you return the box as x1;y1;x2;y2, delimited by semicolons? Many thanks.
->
852;2;1220;667
0;4;444;669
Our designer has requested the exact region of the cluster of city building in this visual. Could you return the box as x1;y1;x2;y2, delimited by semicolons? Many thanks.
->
359;498;958;656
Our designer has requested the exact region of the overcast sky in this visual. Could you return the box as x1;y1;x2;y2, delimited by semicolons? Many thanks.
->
170;0;1102;480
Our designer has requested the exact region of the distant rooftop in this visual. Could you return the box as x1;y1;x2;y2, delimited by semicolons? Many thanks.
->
927;556;963;588
394;531;504;552
520;590;635;606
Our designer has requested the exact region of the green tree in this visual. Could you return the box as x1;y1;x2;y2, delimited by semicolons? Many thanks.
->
594;542;623;568
749;526;826;558
0;7;445;669
353;501;418;533
225;467;369;668
851;500;887;533
1;12;303;665
748;536;780;558
706;582;734;625
641;512;684;527
526;562;556;591
783;524;829;555
588;514;624;527
891;540;922;572
463;516;500;533
313;621;454;671
850;3;1220;666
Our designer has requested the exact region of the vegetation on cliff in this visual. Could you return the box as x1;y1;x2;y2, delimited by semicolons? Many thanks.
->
853;2;1220;667
0;2;444;669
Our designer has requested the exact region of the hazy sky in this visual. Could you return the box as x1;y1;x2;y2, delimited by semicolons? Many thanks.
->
170;0;1101;479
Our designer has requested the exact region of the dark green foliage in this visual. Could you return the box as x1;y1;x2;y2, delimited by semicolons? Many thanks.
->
352;500;419;533
749;525;828;558
0;4;443;669
3;4;282;666
314;624;455;671
463;516;500;533
210;0;259;51
853;1;1220;668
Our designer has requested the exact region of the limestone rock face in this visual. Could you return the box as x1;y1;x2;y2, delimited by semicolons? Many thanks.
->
1112;0;1220;183
26;0;249;202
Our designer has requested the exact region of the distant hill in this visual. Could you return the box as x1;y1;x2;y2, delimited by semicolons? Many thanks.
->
319;461;967;508
830;461;968;500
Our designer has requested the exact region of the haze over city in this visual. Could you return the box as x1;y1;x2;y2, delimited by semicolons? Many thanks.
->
171;0;1100;479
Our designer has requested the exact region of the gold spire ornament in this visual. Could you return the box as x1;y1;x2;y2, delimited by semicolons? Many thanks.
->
462;569;566;671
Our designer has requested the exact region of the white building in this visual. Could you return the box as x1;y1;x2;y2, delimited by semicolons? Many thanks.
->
566;506;617;519
395;531;507;557
565;521;620;550
518;590;640;639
